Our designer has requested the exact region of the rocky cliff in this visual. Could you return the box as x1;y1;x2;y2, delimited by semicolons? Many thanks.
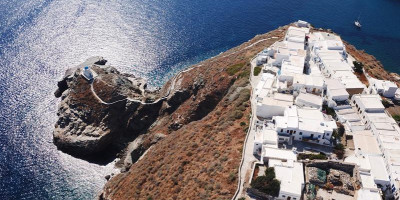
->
53;57;165;161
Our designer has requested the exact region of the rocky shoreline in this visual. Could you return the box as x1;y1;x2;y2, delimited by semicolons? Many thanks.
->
53;56;166;162
53;23;400;199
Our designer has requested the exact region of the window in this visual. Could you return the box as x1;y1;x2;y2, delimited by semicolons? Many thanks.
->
281;129;283;132
300;132;302;135
326;133;329;136
287;130;289;133
290;130;293;134
294;131;296;134
318;135;321;138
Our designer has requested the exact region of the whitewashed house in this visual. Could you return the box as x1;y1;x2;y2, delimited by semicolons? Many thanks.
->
253;128;278;156
325;78;349;107
369;78;398;98
295;93;323;110
261;147;304;200
273;106;337;145
256;93;294;119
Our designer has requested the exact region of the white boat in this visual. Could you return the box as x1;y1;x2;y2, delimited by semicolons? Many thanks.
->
354;13;362;28
354;20;362;28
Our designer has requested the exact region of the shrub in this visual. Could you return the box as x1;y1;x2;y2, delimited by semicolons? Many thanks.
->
338;123;345;136
238;68;250;79
251;167;281;197
353;61;364;73
298;153;327;160
240;121;246;126
393;115;400;121
233;110;244;119
335;143;344;150
323;105;336;119
238;105;247;111
382;100;391;108
334;143;345;159
235;88;251;107
228;172;236;183
227;63;245;76
264;167;276;181
253;66;262;76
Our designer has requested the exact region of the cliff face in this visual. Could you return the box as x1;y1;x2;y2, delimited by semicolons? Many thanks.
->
99;27;289;199
53;57;165;161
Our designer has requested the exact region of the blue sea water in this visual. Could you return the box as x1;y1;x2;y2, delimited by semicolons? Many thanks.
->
0;0;399;199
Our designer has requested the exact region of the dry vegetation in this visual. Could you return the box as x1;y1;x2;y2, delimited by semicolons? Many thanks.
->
101;26;289;200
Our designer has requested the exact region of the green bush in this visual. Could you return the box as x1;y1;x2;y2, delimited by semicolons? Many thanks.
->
338;124;345;137
335;143;344;150
253;66;262;76
393;115;400;121
264;167;276;181
251;167;280;197
334;143;345;159
240;121;246;126
382;100;391;108
298;153;327;160
233;110;244;119
235;89;251;107
353;61;364;73
228;172;236;183
227;63;245;76
238;68;250;79
323;105;336;119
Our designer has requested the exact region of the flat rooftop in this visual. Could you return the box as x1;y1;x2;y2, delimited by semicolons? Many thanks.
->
272;160;304;196
353;130;382;155
354;95;385;110
263;147;297;161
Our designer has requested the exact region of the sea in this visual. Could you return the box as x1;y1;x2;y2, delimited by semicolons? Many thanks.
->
0;0;399;199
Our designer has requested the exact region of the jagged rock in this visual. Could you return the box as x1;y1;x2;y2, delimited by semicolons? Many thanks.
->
53;57;165;161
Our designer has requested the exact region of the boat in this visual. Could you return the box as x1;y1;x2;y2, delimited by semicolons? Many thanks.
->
354;14;362;28
354;20;362;28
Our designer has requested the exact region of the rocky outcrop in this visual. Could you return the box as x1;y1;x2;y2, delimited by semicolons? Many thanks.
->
53;57;165;161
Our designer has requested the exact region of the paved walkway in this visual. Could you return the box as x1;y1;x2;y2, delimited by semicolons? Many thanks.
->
234;58;262;200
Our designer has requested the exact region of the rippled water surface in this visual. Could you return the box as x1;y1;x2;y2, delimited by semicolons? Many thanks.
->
0;0;399;199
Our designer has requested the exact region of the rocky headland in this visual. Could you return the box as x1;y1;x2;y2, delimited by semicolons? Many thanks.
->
53;24;400;199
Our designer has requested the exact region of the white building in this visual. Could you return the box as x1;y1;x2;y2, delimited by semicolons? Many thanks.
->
351;94;385;115
325;78;350;107
310;31;365;95
295;93;323;110
272;160;304;200
82;66;94;81
357;188;382;200
292;74;324;94
273;106;337;145
278;55;305;83
369;78;398;98
253;127;278;156
256;93;294;119
351;94;400;198
260;147;304;200
255;73;276;101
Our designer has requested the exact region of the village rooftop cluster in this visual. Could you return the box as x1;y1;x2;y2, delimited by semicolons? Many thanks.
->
246;20;400;200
